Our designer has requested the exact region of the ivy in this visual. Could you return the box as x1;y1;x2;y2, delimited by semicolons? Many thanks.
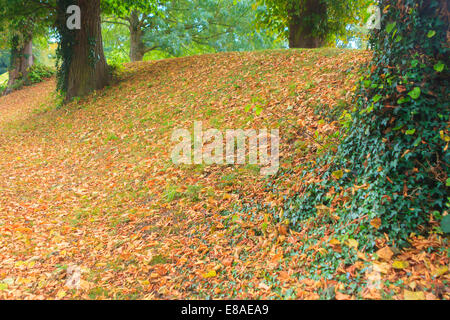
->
283;0;449;248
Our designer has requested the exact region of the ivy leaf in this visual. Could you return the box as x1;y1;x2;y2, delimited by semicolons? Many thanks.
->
441;215;450;234
405;129;416;135
386;22;396;33
434;61;445;72
408;87;421;100
397;96;410;104
427;30;436;38
372;94;382;103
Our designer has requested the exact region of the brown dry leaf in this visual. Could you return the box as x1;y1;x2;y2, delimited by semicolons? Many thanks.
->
376;246;394;261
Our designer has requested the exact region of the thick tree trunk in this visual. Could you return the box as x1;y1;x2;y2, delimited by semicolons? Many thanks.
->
4;36;33;95
129;10;146;62
289;18;325;48
288;0;327;48
60;0;109;101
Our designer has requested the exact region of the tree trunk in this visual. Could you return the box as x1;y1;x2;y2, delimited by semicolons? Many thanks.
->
288;0;327;48
4;36;33;95
129;10;146;62
59;0;109;101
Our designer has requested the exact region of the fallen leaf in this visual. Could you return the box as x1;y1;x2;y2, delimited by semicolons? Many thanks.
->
404;290;425;300
203;270;217;279
433;266;448;277
373;262;391;274
370;218;381;229
392;260;409;270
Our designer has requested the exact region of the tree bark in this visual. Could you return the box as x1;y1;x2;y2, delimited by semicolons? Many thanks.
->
60;0;109;101
288;0;327;48
129;10;146;62
4;36;33;95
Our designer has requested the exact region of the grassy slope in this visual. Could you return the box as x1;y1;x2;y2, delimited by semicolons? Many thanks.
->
0;49;447;300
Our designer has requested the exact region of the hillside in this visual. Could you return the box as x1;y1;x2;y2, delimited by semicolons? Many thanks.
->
0;49;447;300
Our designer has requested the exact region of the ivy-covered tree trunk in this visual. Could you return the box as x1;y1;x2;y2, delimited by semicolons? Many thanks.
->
129;10;146;62
288;0;327;48
57;0;109;101
4;35;33;94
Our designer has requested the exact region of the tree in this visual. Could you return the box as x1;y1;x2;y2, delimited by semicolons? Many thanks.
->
102;0;159;62
257;0;370;48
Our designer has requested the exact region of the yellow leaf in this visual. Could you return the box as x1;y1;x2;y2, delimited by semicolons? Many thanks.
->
329;238;341;246
56;290;67;299
433;266;448;277
79;280;91;290
332;170;343;180
392;260;409;270
404;290;425;300
440;130;450;142
203;270;217;279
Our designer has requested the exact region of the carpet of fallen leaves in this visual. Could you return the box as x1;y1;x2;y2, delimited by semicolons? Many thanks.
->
0;49;448;300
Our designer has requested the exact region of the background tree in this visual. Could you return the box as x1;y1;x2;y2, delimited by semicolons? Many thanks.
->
0;0;53;93
256;0;371;48
102;0;159;62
